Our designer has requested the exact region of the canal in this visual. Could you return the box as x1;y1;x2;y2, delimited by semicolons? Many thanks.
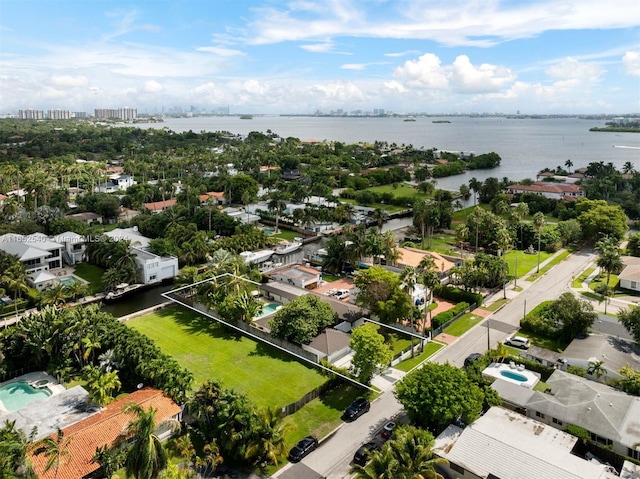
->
100;282;176;318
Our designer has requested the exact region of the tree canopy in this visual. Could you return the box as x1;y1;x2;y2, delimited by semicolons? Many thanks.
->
394;362;486;429
618;306;640;344
354;266;412;324
349;324;392;384
268;295;337;344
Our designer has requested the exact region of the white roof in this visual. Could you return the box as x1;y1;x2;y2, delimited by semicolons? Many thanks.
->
0;233;52;261
25;233;63;251
29;270;57;284
434;407;610;479
104;228;150;248
52;231;84;244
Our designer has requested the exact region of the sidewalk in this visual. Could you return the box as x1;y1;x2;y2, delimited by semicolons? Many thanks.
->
569;267;639;315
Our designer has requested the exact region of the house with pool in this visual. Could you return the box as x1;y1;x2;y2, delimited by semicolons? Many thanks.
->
493;369;640;462
0;232;65;290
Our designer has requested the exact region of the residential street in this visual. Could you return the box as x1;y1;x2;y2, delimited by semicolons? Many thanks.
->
274;246;637;479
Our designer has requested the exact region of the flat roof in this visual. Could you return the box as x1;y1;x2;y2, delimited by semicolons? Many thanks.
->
434;407;609;479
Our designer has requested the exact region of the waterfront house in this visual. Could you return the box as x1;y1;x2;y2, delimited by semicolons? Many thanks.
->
131;246;179;285
53;231;86;265
269;264;322;289
506;181;585;201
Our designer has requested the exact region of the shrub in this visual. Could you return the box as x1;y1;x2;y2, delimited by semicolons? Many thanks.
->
567;365;587;377
565;424;590;444
434;285;483;307
431;302;469;330
505;355;555;381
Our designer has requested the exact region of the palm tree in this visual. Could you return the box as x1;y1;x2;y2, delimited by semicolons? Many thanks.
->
565;159;574;170
42;283;68;307
587;360;607;380
32;428;71;479
245;407;293;467
98;349;122;373
0;419;37;479
622;161;635;174
234;291;263;323
350;444;395;479
532;212;546;273
83;366;121;406
0;261;29;317
595;236;623;286
122;404;172;479
195;440;224;477
468;177;482;206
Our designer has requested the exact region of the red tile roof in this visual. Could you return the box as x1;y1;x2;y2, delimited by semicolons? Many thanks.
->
143;199;177;211
507;182;583;196
198;191;226;202
29;388;181;479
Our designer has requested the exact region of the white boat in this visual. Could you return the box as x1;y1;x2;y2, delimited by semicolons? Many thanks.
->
240;249;275;264
274;238;302;255
105;283;144;301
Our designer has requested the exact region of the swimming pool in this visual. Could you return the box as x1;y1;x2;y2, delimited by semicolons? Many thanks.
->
58;276;80;287
254;302;281;319
482;363;540;388
0;381;51;412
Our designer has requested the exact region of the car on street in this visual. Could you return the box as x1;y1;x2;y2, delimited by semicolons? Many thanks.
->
353;442;378;466
463;353;482;368
288;436;318;463
381;421;396;439
504;336;530;349
342;397;370;421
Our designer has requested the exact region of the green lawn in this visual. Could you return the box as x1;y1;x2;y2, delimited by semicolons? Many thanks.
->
589;273;619;291
533;380;551;392
127;307;327;408
485;299;508;312
526;250;571;282
271;227;300;241
365;183;427;200
73;263;104;294
395;341;444;372
572;267;595;288
444;312;483;337
321;273;342;282
339;197;408;214
503;250;552;279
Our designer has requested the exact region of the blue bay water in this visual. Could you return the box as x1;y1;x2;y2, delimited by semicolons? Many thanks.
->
134;116;640;190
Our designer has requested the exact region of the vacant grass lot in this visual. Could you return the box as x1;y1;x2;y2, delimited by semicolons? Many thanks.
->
340;197;408;214
503;249;552;279
127;307;327;408
526;250;571;282
365;183;427;200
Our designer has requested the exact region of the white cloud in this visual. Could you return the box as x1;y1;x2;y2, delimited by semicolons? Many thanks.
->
622;51;640;76
393;53;448;89
381;80;407;94
311;80;365;102
546;57;604;80
450;55;516;93
196;46;246;57
300;43;334;53
341;63;366;71
144;80;164;93
384;50;420;58
51;75;89;87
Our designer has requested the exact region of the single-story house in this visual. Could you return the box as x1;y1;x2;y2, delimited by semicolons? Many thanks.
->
268;264;322;289
520;344;566;368
394;246;457;277
434;406;616;479
65;211;103;225
506;182;585;201
308;328;352;363
29;388;182;479
558;334;640;381
619;256;640;292
493;369;640;461
143;198;177;213
199;191;228;205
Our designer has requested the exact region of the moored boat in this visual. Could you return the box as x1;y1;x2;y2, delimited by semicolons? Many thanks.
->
104;283;145;302
239;249;275;264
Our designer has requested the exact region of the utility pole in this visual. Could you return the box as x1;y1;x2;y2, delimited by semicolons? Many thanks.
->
487;316;491;351
514;254;518;289
523;299;527;321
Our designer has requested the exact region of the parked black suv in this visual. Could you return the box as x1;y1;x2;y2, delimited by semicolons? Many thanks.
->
288;436;318;463
353;442;378;466
463;353;482;368
342;397;370;421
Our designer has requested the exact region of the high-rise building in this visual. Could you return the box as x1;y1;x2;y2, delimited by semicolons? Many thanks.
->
94;108;137;120
18;109;44;120
48;109;71;120
73;112;87;118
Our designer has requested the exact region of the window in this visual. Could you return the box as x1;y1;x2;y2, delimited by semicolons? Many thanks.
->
631;281;638;289
535;411;545;419
552;417;563;426
150;275;157;281
589;432;612;446
628;447;640;461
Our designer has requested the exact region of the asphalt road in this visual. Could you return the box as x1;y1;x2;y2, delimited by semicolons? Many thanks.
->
274;246;634;479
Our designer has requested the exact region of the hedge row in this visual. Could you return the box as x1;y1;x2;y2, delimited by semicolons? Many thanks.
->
431;301;469;330
434;285;483;307
506;355;555;381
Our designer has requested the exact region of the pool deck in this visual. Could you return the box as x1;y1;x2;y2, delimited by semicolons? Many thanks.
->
482;362;540;389
0;371;62;415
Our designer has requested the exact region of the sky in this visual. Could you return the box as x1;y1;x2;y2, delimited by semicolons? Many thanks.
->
1;0;639;115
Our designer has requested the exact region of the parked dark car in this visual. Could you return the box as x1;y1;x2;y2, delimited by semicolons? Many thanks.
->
464;353;482;368
381;421;396;439
353;442;378;466
288;436;319;463
342;397;370;421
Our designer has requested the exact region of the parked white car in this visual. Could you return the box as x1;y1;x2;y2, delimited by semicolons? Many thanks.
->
504;336;531;349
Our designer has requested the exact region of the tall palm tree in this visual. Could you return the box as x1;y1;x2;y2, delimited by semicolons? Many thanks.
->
468;177;482;206
195;440;224;477
532;212;546;273
587;360;607;380
122;404;172;479
0;261;29;317
1;419;37;479
234;291;263;323
83;366;121;406
595;236;623;286
32;428;71;479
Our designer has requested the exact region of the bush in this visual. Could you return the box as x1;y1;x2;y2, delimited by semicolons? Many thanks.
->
567;365;587;377
565;424;590;444
434;285;483;307
505;355;555;381
431;302;469;330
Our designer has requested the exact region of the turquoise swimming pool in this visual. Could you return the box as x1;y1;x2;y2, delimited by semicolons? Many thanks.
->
254;302;280;319
58;276;80;287
0;381;51;412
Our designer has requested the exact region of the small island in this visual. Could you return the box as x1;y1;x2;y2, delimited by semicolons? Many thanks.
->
432;120;451;124
239;114;253;120
403;118;416;122
590;119;640;132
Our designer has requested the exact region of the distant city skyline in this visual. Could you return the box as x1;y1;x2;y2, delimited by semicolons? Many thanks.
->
1;0;639;115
